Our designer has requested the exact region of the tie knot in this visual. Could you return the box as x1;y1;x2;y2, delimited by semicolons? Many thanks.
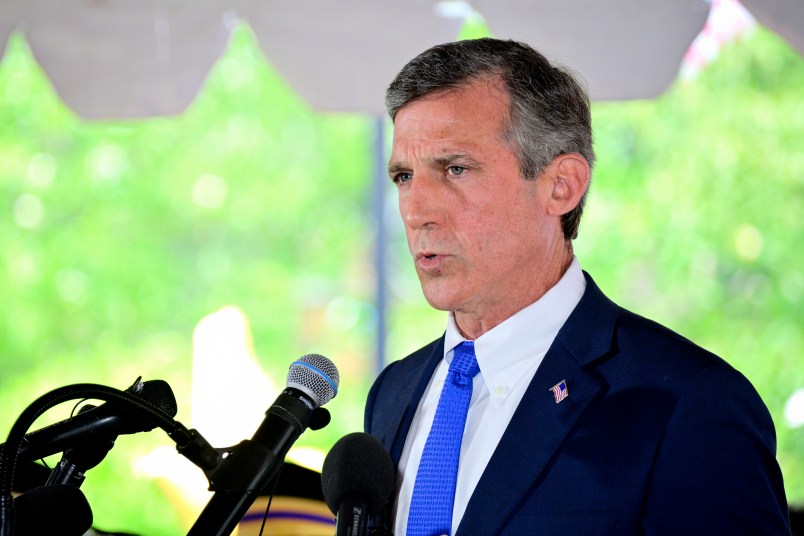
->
450;341;480;379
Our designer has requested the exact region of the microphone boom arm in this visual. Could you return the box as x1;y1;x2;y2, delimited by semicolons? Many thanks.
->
0;382;219;536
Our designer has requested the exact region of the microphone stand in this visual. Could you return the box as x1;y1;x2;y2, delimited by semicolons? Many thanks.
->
187;396;330;536
187;442;282;535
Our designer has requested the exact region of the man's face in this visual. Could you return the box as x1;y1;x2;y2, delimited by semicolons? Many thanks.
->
388;80;565;332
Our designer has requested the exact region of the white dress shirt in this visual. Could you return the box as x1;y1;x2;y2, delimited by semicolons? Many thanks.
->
392;257;586;536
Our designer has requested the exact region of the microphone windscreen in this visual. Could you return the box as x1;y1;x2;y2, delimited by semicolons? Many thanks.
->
140;379;178;417
321;432;395;514
13;484;93;535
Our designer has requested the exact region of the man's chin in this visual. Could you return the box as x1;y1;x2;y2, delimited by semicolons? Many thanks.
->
420;287;462;313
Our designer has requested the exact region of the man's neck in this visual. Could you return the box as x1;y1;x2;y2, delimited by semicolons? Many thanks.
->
455;245;575;340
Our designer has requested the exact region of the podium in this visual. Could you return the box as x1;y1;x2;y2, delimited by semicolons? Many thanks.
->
236;462;334;536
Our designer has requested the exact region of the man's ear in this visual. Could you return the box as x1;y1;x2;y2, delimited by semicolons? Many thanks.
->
546;153;590;217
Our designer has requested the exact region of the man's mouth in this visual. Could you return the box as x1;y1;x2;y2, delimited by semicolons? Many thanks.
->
416;252;446;270
416;252;439;261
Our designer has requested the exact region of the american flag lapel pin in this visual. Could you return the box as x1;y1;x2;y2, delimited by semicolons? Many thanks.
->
550;380;569;404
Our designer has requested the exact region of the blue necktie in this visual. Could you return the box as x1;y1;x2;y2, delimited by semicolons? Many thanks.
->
407;341;480;536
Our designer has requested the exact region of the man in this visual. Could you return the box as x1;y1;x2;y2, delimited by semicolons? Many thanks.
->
364;38;790;535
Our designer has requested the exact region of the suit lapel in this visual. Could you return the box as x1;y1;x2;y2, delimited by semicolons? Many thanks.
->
457;273;619;535
382;338;444;465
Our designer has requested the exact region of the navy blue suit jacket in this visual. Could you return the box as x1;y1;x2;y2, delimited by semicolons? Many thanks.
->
365;273;790;535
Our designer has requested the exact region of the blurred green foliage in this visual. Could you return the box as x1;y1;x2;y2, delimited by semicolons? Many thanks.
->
0;20;802;535
0;25;377;534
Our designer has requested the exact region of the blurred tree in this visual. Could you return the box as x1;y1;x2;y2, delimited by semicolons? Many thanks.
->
0;25;377;534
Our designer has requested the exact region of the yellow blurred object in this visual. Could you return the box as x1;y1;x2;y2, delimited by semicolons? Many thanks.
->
191;306;281;448
134;307;335;534
237;496;335;536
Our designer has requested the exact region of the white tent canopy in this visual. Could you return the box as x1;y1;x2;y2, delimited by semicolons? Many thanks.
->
1;0;801;120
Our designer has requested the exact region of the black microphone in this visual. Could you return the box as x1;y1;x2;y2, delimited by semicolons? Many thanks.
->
45;404;114;487
187;353;340;536
1;379;212;536
12;484;93;536
13;378;177;464
322;432;395;536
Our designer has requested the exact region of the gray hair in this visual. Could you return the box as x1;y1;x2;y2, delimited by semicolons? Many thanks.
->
386;38;594;240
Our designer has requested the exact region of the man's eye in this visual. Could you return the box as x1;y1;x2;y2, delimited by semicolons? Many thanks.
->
447;166;466;176
393;172;413;184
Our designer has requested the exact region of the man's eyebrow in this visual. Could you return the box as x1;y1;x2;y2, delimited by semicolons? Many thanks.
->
432;153;481;168
388;161;408;175
388;154;481;174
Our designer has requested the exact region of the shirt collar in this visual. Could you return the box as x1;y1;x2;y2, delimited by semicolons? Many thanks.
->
444;257;586;400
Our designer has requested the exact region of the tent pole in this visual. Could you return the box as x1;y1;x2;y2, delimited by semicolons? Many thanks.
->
372;115;388;376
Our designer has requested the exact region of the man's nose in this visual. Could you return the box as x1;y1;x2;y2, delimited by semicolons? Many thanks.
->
401;175;443;229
